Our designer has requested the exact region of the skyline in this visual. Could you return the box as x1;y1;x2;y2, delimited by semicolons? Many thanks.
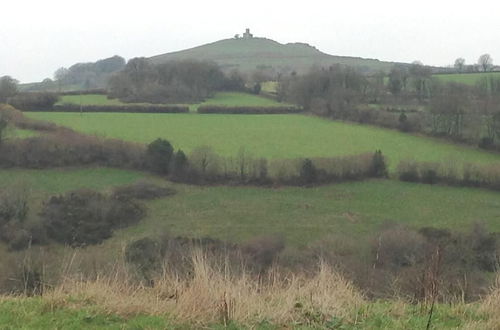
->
1;0;499;83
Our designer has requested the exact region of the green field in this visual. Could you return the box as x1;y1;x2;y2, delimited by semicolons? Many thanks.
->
433;72;500;85
0;168;146;195
121;179;500;247
26;112;500;168
57;92;289;111
2;168;500;248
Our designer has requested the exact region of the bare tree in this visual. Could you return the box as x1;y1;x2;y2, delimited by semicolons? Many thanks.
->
454;58;465;73
478;54;493;72
0;76;18;103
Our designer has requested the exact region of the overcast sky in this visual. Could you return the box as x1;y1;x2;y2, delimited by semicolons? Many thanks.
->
1;0;499;83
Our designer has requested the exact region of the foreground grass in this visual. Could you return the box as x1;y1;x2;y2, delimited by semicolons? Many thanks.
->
25;113;500;168
0;260;496;329
433;71;500;85
0;298;171;329
0;297;488;329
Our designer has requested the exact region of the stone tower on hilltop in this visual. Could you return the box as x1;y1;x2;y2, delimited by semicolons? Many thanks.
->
243;28;253;39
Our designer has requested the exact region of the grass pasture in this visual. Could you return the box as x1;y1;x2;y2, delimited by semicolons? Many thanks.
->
56;92;289;112
26;112;500;169
121;179;500;247
0;168;146;195
2;168;499;247
433;71;500;85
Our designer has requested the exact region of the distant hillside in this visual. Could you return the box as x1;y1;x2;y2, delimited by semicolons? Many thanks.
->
149;37;402;75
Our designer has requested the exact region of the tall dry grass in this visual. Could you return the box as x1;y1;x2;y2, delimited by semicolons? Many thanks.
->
463;273;500;330
43;250;363;326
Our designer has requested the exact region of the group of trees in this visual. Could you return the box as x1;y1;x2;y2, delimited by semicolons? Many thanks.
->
278;61;500;146
107;58;245;103
53;55;126;90
453;54;495;73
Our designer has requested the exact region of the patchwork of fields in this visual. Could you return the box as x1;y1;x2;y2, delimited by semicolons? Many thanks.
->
27;112;500;169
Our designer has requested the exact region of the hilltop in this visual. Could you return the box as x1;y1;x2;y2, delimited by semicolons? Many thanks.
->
149;34;401;74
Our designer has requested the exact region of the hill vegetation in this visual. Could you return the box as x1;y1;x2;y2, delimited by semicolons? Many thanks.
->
149;37;400;75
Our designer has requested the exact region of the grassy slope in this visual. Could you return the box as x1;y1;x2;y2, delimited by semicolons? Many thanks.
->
149;37;397;74
26;112;500;168
433;72;500;85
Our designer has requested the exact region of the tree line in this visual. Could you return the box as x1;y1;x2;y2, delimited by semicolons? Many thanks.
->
278;62;500;148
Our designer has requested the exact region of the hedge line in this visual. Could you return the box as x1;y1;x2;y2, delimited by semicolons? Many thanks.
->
21;104;189;113
197;105;302;114
60;89;107;96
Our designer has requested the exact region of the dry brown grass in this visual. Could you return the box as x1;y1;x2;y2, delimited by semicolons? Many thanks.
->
464;273;500;330
42;250;363;327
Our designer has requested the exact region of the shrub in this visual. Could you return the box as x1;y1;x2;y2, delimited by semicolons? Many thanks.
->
370;150;388;178
112;182;176;200
479;137;495;149
8;92;59;110
197;105;302;114
397;160;420;182
146;138;174;174
171;150;189;180
49;104;189;113
373;226;427;268
241;235;285;272
299;158;317;185
40;189;144;247
125;237;162;281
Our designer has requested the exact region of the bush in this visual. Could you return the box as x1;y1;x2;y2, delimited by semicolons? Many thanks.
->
112;181;176;200
197;105;302;114
479;137;495;149
8;92;59;110
370;150;388;178
49;104;188;113
0;132;146;169
146;138;174;174
299;158;317;185
171;150;189;180
241;235;285;272
397;160;420;182
40;189;145;247
373;226;427;268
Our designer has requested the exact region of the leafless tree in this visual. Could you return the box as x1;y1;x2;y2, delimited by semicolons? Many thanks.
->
454;58;465;73
478;54;493;72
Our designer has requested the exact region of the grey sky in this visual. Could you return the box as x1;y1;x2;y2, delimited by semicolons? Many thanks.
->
2;0;499;83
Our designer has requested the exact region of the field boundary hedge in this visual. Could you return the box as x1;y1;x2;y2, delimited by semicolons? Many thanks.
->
22;104;189;113
60;89;107;96
197;105;302;114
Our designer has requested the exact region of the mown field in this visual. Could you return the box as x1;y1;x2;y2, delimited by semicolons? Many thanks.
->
26;112;500;169
433;71;500;85
57;92;290;111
